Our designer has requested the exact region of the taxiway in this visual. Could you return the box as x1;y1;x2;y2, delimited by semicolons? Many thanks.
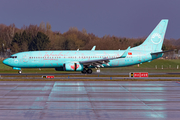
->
0;72;174;76
0;81;180;120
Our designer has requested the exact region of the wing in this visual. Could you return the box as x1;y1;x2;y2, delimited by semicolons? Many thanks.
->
79;46;130;67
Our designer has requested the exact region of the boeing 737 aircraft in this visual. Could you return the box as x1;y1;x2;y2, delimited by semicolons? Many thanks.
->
3;19;169;74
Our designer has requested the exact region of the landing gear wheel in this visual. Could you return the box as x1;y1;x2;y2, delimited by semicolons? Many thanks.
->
86;69;92;74
81;68;87;74
18;71;22;74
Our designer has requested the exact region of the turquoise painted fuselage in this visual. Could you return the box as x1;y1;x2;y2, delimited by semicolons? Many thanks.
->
4;50;162;68
3;19;168;71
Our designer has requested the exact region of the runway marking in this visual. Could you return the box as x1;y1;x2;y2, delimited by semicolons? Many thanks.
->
84;82;99;119
0;81;180;119
119;82;163;118
176;81;180;84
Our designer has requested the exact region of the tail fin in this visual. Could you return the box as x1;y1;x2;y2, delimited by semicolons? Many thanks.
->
131;19;168;52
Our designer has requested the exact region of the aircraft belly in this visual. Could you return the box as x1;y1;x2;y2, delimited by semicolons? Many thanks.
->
110;59;125;67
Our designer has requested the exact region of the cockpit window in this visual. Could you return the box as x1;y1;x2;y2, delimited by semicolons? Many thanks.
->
10;56;17;58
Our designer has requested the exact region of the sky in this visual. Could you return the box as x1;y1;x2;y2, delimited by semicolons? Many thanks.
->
0;0;180;39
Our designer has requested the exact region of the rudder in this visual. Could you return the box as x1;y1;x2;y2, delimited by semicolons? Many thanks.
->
131;19;168;52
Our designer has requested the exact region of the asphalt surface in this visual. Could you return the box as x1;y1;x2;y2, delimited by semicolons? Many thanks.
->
0;81;180;120
0;72;172;76
2;77;180;80
2;76;180;80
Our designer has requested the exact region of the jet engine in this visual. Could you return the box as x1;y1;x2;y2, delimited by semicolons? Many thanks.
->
63;63;83;71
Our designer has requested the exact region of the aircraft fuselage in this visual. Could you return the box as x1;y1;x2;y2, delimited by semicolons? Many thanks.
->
3;50;161;69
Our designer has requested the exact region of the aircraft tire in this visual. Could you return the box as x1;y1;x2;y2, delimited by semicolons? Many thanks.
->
18;71;22;74
87;69;92;74
81;69;87;74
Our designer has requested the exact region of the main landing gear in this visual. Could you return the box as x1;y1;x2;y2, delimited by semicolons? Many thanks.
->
81;68;92;74
18;70;22;74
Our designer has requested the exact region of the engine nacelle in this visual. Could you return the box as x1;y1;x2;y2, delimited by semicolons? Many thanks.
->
55;67;64;71
63;63;83;71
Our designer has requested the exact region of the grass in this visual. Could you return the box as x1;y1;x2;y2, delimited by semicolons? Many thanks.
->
133;59;180;69
1;75;128;77
0;59;180;74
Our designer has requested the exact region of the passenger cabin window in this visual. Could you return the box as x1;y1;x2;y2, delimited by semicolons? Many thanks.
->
10;56;17;58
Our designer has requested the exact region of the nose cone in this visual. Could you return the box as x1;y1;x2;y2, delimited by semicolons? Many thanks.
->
3;59;9;66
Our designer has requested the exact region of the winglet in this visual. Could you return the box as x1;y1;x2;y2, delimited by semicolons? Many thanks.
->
120;46;130;58
91;46;96;51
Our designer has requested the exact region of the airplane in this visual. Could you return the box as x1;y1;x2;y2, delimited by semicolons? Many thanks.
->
3;19;169;74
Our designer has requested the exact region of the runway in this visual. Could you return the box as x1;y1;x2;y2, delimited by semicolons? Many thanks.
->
2;77;180;80
0;81;180;120
2;76;180;80
0;72;175;76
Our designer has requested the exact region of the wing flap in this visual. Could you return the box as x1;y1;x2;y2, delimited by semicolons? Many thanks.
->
79;46;131;67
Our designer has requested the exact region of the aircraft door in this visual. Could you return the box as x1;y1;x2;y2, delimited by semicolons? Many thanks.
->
138;52;145;63
23;53;29;63
138;53;142;63
138;52;147;63
13;56;19;65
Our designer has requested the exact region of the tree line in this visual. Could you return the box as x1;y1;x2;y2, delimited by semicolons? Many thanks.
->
0;22;178;54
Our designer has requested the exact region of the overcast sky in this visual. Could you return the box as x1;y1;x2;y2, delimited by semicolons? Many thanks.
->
0;0;179;39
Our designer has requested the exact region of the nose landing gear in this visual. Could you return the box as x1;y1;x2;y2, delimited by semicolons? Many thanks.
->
18;70;22;74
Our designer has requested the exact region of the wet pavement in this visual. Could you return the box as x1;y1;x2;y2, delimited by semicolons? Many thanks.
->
0;72;174;76
3;76;180;80
0;81;180;120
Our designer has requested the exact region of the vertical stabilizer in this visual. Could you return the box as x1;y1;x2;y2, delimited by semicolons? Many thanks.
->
131;19;168;52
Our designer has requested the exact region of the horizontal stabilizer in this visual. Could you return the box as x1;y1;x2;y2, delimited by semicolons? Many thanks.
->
151;50;174;55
